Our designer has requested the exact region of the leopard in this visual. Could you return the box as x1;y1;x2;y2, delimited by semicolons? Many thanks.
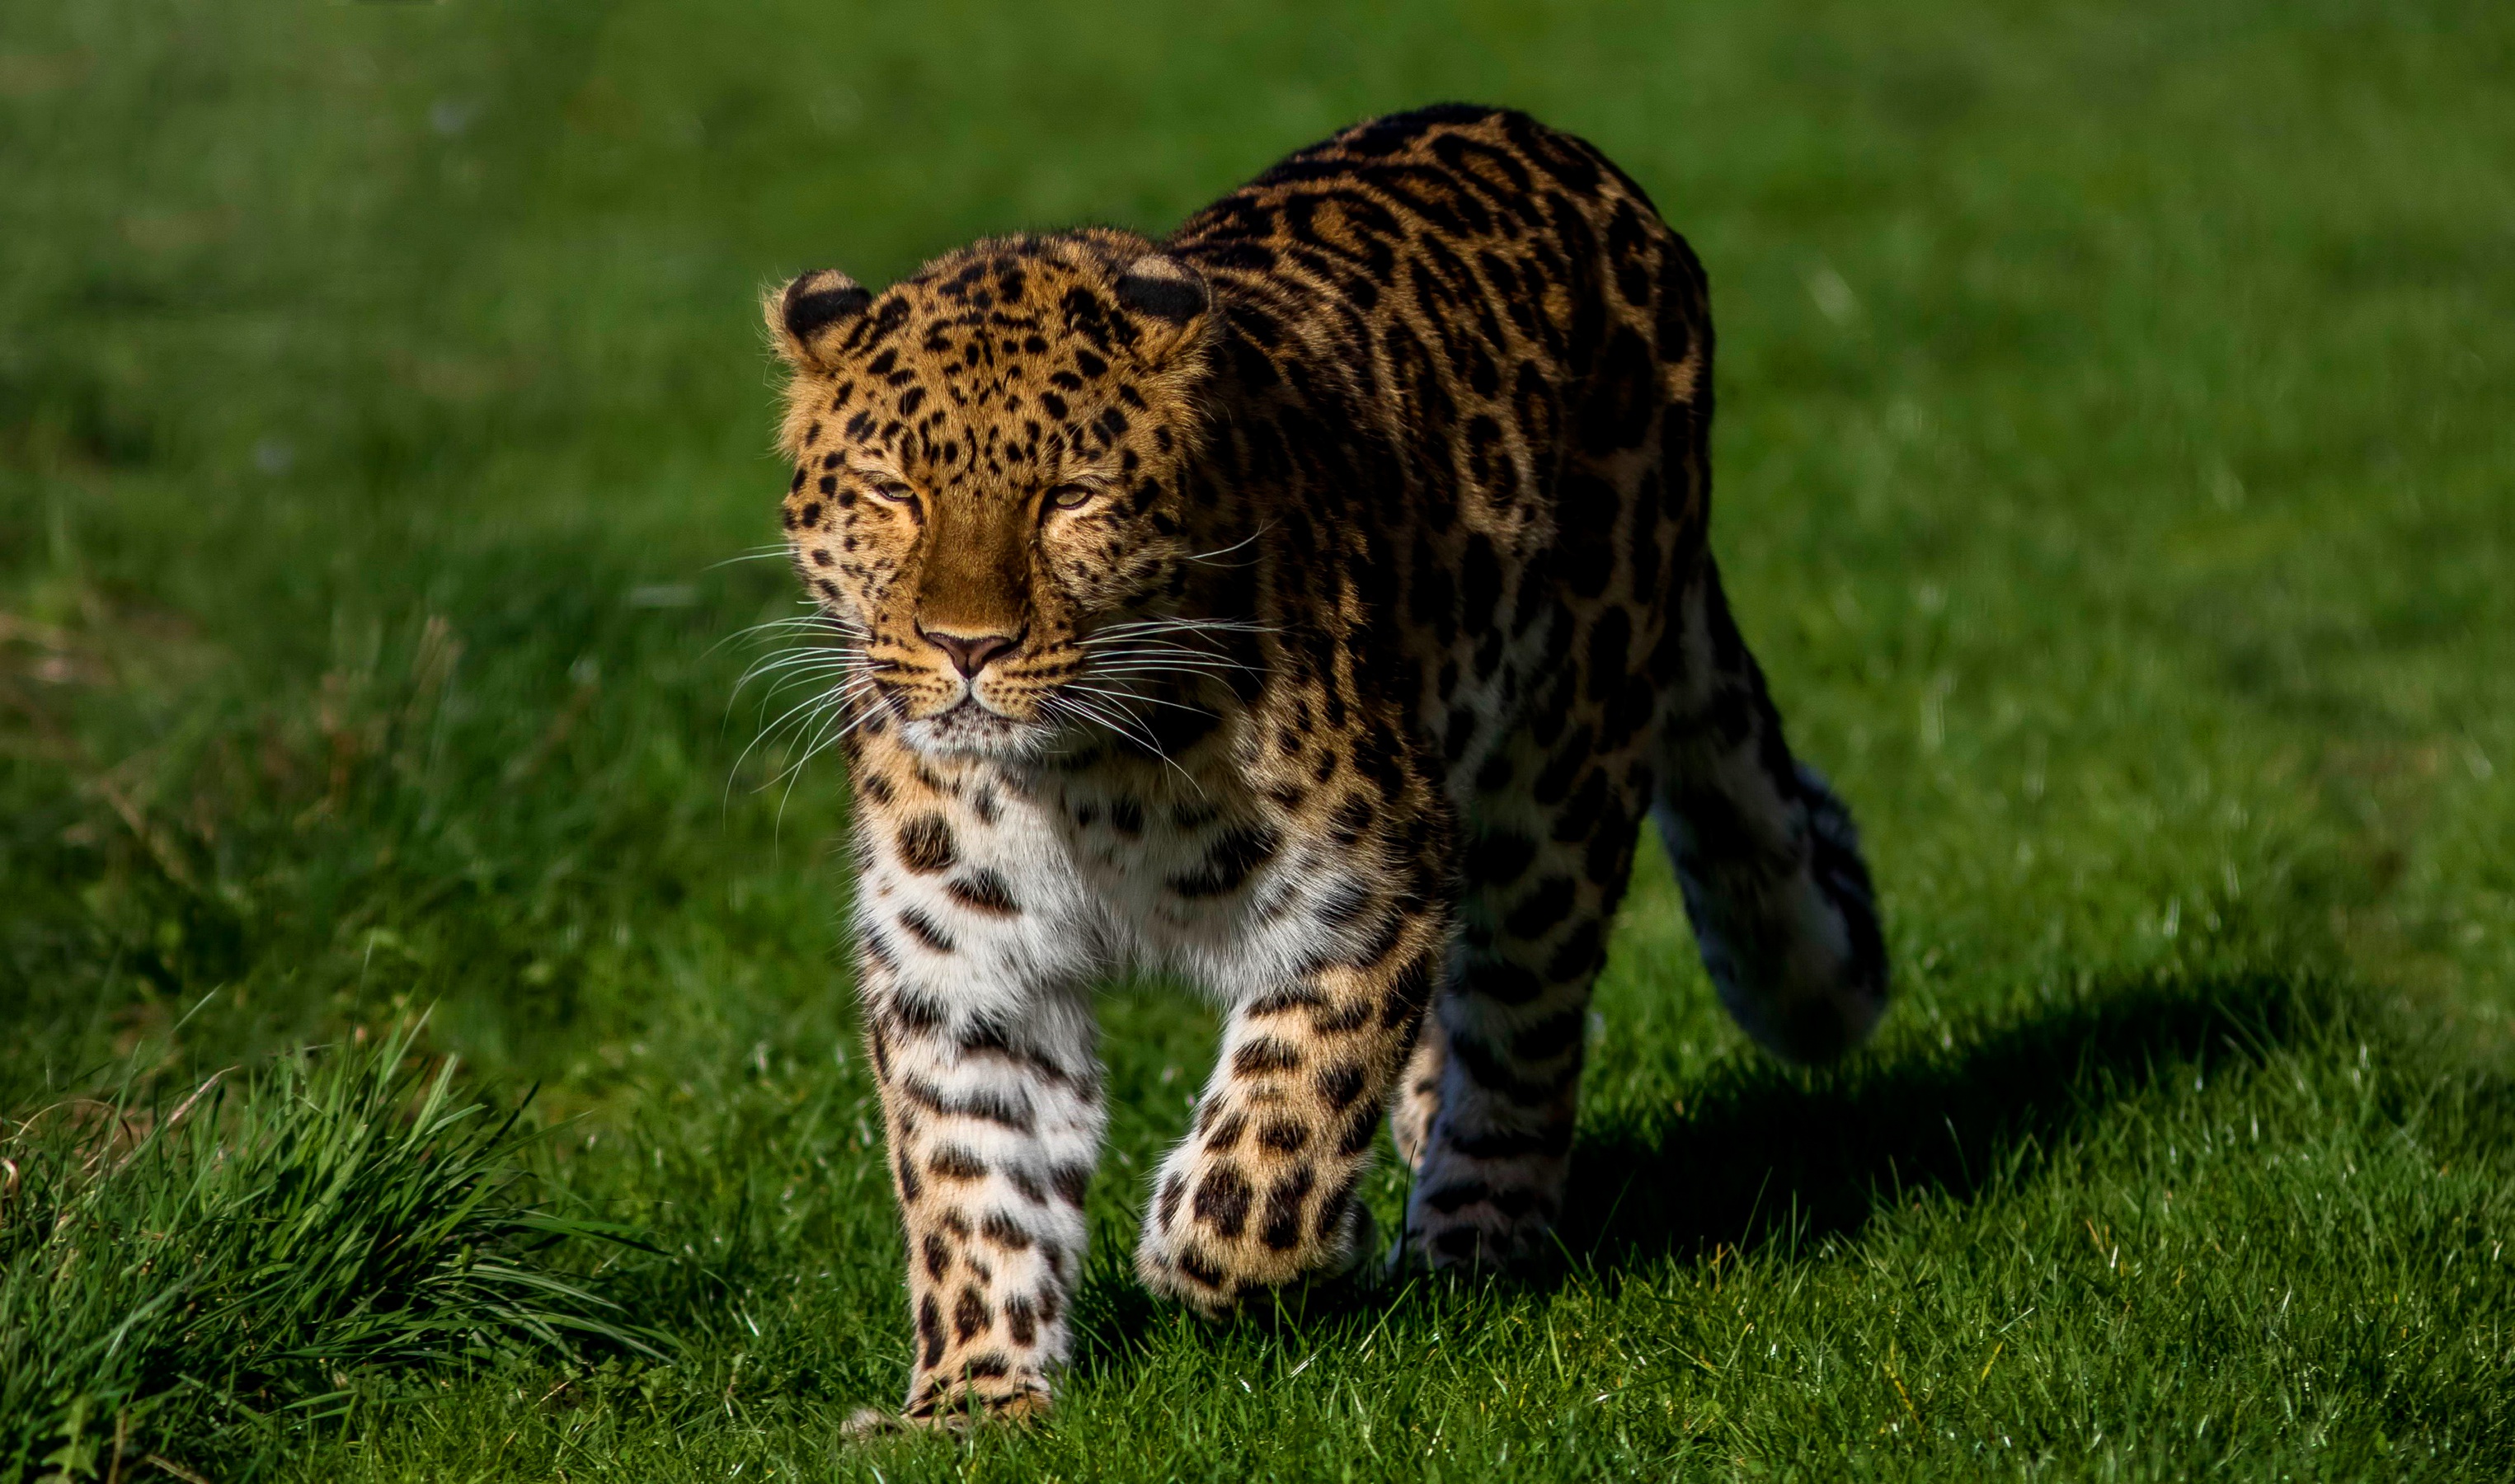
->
760;104;1887;1430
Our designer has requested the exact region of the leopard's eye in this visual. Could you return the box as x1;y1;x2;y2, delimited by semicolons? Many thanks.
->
870;478;918;505
1046;482;1097;511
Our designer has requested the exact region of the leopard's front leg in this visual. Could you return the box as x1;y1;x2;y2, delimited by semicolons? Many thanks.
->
851;935;1103;1428
844;781;1107;1430
1138;882;1448;1312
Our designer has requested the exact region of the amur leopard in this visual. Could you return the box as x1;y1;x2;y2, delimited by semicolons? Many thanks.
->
763;104;1887;1430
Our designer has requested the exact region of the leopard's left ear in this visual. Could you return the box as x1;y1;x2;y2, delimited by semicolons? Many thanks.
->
767;267;872;372
1112;254;1211;364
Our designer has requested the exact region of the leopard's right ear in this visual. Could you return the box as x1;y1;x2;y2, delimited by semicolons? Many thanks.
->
1112;254;1211;365
767;268;872;371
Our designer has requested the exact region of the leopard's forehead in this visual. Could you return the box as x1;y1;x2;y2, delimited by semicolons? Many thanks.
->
816;236;1171;488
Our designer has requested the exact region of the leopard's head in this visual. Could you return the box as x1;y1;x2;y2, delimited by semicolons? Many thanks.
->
767;231;1219;760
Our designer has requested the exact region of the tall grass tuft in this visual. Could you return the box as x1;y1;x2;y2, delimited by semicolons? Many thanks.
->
0;1019;660;1481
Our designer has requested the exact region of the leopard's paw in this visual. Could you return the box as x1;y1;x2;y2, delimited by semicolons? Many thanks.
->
1136;1180;1380;1315
847;1382;1051;1439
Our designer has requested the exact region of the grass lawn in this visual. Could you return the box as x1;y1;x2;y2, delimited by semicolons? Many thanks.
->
5;0;2513;1477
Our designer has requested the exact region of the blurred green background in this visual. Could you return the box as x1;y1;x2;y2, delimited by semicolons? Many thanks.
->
2;0;2511;1478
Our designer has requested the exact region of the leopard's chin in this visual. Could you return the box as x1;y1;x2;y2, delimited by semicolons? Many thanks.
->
899;699;1054;761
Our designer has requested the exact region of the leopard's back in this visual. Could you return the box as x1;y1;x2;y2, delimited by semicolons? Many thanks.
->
1162;106;1712;805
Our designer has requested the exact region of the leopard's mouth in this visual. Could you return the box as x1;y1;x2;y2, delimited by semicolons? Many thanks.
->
879;665;1021;722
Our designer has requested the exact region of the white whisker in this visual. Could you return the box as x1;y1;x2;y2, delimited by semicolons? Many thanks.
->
727;667;880;797
1178;522;1276;566
1084;652;1248;672
1065;680;1216;716
712;607;865;646
1046;689;1201;794
736;650;864;691
707;543;798;571
1087;617;1276;641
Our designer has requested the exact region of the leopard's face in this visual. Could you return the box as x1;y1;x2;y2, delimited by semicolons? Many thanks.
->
768;233;1216;760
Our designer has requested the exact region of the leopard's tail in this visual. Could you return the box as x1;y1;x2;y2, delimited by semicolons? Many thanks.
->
1648;563;1888;1062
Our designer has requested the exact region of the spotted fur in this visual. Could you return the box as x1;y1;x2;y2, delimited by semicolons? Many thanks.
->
763;105;1887;1430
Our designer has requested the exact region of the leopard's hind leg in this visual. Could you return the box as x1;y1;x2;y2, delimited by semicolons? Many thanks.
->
1393;639;1661;1270
1393;560;1887;1271
1649;560;1887;1063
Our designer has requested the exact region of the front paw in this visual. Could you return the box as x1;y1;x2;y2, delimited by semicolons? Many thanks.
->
844;1406;957;1439
1136;1161;1378;1315
846;1382;1051;1439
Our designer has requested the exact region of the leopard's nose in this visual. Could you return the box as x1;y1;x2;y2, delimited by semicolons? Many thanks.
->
919;624;1020;679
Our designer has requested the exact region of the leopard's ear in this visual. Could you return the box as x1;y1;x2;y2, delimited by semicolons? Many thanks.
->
1112;254;1211;364
767;268;872;371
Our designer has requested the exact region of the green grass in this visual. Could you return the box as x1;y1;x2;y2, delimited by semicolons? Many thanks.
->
0;1019;657;1479
2;0;2511;1477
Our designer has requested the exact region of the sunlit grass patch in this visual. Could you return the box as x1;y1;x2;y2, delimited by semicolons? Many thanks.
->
0;1020;657;1480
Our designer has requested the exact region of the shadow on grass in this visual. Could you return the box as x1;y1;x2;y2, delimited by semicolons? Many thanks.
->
1555;965;2324;1274
1066;965;2331;1370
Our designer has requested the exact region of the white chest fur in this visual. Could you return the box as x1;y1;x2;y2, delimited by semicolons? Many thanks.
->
855;745;1383;1012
